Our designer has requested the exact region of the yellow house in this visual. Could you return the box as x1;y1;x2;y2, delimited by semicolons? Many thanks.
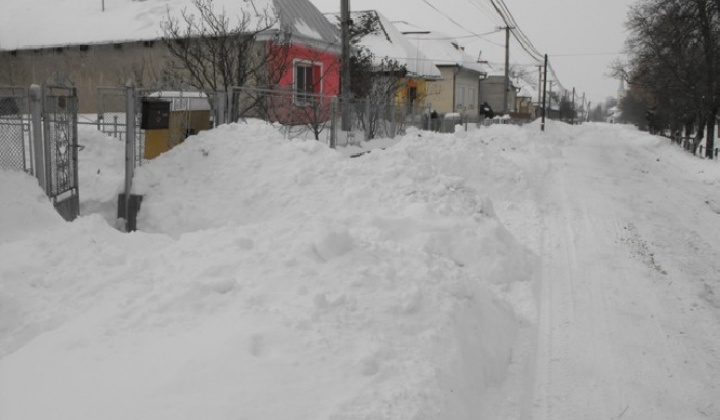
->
396;77;435;109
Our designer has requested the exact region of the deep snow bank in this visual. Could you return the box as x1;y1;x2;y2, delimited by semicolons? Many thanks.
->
0;169;65;243
0;121;537;420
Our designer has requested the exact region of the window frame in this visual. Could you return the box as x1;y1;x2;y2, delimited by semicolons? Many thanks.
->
293;59;323;106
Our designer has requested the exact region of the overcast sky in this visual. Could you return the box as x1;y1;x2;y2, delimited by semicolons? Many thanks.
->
309;0;638;107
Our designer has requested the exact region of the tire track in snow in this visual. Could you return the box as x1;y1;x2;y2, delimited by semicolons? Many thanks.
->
529;129;720;420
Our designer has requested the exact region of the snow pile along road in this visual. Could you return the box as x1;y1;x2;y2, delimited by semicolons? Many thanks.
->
0;121;536;420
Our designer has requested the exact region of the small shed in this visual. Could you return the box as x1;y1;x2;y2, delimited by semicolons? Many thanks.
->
143;91;212;159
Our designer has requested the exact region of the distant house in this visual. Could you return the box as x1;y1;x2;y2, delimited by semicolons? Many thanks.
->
395;24;491;116
513;78;537;119
0;0;341;113
334;11;441;110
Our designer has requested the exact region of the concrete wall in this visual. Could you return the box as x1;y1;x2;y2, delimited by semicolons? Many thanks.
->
0;41;172;113
0;39;339;115
480;75;517;115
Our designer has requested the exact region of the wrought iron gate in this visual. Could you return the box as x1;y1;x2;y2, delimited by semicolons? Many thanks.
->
43;84;79;221
0;86;31;172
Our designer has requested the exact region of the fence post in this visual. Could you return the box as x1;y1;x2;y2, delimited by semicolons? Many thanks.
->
123;82;136;231
215;90;227;127
29;84;47;193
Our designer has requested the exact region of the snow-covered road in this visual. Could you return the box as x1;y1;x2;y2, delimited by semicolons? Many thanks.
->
526;125;720;419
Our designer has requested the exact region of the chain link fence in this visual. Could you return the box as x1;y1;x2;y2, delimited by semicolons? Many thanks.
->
0;86;31;172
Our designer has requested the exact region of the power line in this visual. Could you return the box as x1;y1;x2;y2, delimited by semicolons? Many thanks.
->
461;0;505;28
421;0;496;40
476;0;570;91
549;52;624;57
402;29;502;41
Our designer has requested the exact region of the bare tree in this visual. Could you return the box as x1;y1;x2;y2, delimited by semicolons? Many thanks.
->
344;12;408;139
161;0;292;111
621;0;719;156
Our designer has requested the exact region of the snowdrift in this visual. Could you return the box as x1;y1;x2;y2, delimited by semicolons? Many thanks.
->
0;122;537;420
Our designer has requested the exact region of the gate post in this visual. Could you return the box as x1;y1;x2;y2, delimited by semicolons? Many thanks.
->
29;85;47;193
124;82;136;231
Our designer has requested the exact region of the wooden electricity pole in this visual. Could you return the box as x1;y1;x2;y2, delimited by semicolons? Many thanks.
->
502;26;513;115
340;0;351;131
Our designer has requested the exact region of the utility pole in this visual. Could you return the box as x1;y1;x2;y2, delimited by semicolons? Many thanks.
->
541;54;547;132
340;0;351;131
502;26;513;115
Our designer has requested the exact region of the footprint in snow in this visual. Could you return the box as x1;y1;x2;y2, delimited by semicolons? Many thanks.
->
705;200;720;214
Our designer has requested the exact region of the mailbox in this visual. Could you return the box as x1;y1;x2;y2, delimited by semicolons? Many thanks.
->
140;99;170;130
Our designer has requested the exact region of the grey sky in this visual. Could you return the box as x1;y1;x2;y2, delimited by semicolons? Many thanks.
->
310;0;638;106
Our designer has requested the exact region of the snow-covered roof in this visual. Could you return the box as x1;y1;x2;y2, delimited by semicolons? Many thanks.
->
397;27;490;76
0;0;339;51
339;10;441;79
146;91;211;111
515;78;537;99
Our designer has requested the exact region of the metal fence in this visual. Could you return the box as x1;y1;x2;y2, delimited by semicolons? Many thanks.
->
0;83;80;221
227;86;437;146
0;86;31;172
678;136;720;160
96;86;145;165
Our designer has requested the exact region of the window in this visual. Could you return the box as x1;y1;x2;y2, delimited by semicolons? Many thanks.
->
456;86;467;110
294;61;322;105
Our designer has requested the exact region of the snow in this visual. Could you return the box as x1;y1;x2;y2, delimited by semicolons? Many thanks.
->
342;11;442;79
0;0;277;50
2;120;720;419
294;19;323;40
400;30;490;74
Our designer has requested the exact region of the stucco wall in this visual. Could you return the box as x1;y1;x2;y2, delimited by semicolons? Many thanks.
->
423;66;486;115
425;67;454;114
